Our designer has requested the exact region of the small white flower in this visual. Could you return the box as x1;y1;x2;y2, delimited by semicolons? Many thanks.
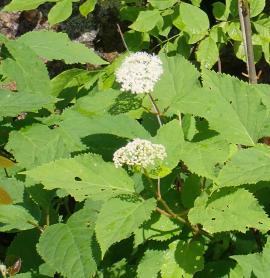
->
115;52;163;94
113;138;167;168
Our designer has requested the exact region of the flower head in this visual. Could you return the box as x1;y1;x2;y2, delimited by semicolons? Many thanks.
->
115;52;163;94
113;138;167;168
0;263;7;277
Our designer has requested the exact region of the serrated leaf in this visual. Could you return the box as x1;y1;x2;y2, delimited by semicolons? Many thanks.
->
17;31;107;65
137;249;164;278
37;205;98;278
217;144;270;187
59;110;150;143
153;120;184;170
48;0;73;25
0;205;37;232
134;212;180;246
148;0;177;10
181;174;201;209
161;240;204;278
3;0;47;11
173;70;270;145
181;136;230;179
0;178;24;204
6;124;70;169
23;154;135;201
95;197;156;256
231;236;270;278
188;188;270;233
2;40;51;96
0;90;55;117
153;53;200;115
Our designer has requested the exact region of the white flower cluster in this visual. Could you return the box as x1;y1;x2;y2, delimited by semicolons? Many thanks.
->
113;138;167;168
115;52;163;94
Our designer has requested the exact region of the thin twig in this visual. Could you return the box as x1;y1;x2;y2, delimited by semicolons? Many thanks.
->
4;168;9;178
238;0;257;84
116;23;130;53
217;57;222;73
27;221;44;233
148;93;162;126
156;207;172;218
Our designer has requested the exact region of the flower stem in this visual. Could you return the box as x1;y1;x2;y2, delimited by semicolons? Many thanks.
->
148;93;162;127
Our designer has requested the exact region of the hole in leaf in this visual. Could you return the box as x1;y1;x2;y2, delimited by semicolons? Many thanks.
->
211;218;216;221
74;177;82;181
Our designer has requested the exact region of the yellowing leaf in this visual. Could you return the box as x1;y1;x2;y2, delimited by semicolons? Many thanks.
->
0;156;15;168
0;187;13;205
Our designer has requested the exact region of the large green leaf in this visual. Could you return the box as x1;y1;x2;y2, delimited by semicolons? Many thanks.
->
153;53;200;115
6;124;70;169
161;240;204;278
231;237;270;278
2;40;51;95
137;249;164;278
59;110;150;142
17;31;107;65
0;205;37;232
3;0;47;11
188;188;270;233
130;10;163;32
23;154;135;201
134;212;180;246
95;197;156;256
217;144;270;187
180;136;230;179
0;90;55;117
153;120;184;170
37;204;98;278
173;71;270;145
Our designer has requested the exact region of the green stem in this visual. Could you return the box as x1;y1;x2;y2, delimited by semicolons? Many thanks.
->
238;0;257;84
148;93;162;127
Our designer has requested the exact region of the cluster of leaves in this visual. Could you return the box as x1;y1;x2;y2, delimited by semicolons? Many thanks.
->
3;0;270;68
1;0;270;278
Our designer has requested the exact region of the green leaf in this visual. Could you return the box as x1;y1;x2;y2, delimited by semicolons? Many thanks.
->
0;205;37;232
59;110;150;143
181;174;201;209
161;240;204;278
2;40;51;95
95;197;156;256
181;136;230;179
217;144;270;187
0;90;55;117
17;31;107;65
79;0;97;16
134;212;180;246
23;154;135;201
6;124;70;169
148;0;177;10
130;10;163;32
231;236;270;278
137;249;164;278
37;205;98;278
249;0;265;17
0;177;24;204
196;37;219;69
153;53;200;115
188;188;270;233
3;0;47;11
153;120;184;170
48;0;72;25
174;70;270;145
179;3;209;42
